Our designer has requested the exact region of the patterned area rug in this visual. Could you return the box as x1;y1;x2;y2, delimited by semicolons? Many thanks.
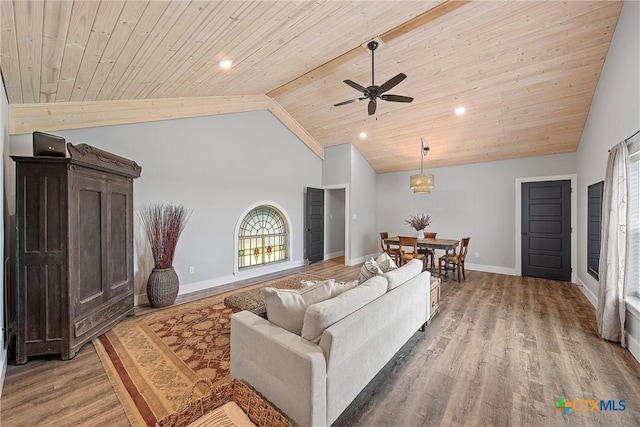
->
93;273;321;427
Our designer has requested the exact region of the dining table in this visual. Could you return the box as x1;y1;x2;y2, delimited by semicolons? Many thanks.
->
384;236;460;279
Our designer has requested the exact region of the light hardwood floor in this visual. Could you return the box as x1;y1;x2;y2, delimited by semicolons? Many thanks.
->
2;258;640;426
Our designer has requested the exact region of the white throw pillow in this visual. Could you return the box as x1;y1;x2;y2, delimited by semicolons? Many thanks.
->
300;278;359;297
358;258;383;283
261;281;333;335
300;278;335;288
376;252;398;272
301;276;388;343
383;258;423;290
329;280;360;297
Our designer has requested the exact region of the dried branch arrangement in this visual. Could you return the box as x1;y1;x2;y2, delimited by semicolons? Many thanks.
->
404;213;432;231
139;204;191;269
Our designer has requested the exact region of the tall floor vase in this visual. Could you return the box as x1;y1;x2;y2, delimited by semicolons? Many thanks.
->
147;267;179;308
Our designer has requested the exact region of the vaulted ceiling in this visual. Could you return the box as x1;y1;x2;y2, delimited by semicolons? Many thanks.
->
0;1;622;172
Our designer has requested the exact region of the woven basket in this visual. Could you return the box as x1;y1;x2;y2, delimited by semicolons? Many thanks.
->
147;267;179;308
157;379;291;427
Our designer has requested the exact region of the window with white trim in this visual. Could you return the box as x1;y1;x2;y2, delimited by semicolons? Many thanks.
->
238;205;288;269
628;139;640;297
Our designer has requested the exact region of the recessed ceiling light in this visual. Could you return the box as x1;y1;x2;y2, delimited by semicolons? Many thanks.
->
455;106;466;115
359;132;367;139
219;59;233;69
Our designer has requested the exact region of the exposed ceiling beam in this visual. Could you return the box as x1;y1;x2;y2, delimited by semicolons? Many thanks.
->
266;0;470;98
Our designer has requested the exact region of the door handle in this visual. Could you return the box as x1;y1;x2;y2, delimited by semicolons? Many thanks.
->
522;232;528;235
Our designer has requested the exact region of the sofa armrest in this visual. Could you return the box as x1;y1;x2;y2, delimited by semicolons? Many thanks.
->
230;311;327;427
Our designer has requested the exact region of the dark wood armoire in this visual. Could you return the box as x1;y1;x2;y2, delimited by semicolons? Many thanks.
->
12;143;142;364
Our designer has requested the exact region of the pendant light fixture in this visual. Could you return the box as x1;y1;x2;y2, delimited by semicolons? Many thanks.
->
409;138;434;193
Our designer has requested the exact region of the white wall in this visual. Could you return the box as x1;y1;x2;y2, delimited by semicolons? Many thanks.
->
323;143;378;264
0;69;8;395
574;1;640;359
9;110;322;301
349;144;379;263
377;153;577;274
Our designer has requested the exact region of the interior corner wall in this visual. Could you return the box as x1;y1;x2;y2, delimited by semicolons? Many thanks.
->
0;72;8;394
574;1;640;358
349;144;378;263
376;153;577;273
8;110;322;301
323;143;378;264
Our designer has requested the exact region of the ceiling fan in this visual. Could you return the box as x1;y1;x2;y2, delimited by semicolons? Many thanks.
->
334;40;413;116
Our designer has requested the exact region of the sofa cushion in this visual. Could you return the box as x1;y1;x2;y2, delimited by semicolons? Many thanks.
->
375;252;398;272
261;281;333;335
358;258;383;282
301;276;388;344
382;259;423;290
300;279;360;298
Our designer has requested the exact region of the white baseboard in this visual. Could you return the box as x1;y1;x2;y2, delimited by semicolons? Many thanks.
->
325;251;344;260
575;276;598;308
134;260;305;306
627;326;640;364
0;346;6;399
465;263;517;276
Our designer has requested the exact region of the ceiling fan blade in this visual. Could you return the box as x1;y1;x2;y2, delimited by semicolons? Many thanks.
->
343;79;366;93
334;98;361;107
368;99;377;115
379;73;407;93
380;94;414;103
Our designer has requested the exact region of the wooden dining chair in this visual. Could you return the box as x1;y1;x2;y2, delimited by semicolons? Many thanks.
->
379;232;401;265
438;237;470;282
398;236;426;269
418;231;437;269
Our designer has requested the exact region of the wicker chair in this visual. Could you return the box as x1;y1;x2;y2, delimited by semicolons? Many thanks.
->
157;379;291;427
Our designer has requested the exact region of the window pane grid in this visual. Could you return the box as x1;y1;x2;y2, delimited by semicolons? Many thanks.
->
238;206;288;269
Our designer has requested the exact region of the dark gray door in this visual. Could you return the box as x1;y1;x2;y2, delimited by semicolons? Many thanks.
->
305;187;324;263
522;180;571;281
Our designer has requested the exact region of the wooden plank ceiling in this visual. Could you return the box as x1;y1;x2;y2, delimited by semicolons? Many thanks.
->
0;1;622;172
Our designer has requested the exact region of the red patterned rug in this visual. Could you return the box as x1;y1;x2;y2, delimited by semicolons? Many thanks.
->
93;274;318;427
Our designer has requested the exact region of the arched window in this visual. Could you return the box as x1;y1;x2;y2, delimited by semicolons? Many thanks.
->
238;205;288;269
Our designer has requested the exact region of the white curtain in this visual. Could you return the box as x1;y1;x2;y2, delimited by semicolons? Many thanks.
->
597;141;629;346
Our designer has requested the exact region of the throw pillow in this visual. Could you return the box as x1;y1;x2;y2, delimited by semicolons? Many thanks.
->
376;252;398;272
383;258;424;290
261;281;333;335
300;278;359;297
329;279;360;297
300;278;335;288
358;258;383;283
301;276;388;344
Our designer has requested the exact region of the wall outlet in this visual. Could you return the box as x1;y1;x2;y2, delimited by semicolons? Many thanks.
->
189;266;195;274
474;252;479;258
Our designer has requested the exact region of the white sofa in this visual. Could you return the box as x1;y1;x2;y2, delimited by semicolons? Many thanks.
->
230;259;430;427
